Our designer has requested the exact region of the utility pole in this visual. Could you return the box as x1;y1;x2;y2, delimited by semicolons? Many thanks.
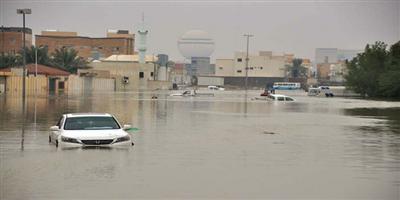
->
243;34;253;92
17;8;31;107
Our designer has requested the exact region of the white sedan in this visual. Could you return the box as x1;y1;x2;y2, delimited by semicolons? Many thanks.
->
49;113;133;148
252;94;295;101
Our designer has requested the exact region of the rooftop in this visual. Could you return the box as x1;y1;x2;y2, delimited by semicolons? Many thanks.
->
66;113;112;118
0;27;32;34
0;64;70;76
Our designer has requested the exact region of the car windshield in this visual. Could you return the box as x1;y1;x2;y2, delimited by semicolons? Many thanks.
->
64;116;120;130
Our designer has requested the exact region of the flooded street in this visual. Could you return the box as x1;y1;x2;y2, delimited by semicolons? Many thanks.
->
1;91;400;199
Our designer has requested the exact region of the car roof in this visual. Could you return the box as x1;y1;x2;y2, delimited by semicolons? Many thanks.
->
64;113;113;118
270;94;289;98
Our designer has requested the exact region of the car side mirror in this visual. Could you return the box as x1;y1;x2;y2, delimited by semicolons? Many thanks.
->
50;126;59;131
123;124;132;130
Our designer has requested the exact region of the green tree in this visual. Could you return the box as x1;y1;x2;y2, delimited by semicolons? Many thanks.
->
50;47;88;73
345;41;400;98
0;53;22;68
285;58;307;78
20;45;51;65
378;41;400;97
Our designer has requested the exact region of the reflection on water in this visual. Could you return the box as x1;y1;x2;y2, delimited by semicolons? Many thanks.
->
344;107;400;134
1;91;400;199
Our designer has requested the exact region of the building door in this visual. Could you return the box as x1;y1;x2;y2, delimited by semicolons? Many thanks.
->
49;78;57;94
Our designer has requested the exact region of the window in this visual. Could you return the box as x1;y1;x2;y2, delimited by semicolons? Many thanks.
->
237;70;242;73
237;58;242;62
219;67;223;70
139;72;144;78
64;117;120;130
277;97;285;101
285;97;294;101
58;82;65;89
150;72;154;77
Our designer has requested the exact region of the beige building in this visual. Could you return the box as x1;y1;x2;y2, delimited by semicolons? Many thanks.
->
81;54;170;91
216;51;287;78
0;64;70;95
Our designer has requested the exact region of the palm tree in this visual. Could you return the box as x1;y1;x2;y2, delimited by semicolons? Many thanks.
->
20;45;51;65
285;58;308;78
50;47;88;73
0;53;22;68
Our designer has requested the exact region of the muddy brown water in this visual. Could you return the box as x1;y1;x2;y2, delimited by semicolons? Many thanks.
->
1;90;399;199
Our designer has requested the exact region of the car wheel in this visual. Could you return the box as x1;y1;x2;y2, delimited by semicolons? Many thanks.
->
49;136;51;143
55;140;59;147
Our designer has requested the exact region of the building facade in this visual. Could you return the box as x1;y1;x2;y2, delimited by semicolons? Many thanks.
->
0;64;70;95
0;27;32;54
315;48;360;83
35;30;134;60
81;54;159;91
315;48;361;64
216;51;286;78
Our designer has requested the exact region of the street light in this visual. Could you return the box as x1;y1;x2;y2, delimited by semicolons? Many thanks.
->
17;8;31;104
243;34;253;92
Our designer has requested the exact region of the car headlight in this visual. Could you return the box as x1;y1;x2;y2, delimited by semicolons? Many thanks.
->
114;135;130;143
61;136;81;144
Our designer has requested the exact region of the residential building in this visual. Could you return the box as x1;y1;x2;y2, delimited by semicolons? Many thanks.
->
315;48;361;64
170;62;190;85
80;54;170;91
0;64;69;94
35;30;134;60
315;48;359;83
0;27;32;54
214;51;290;88
216;51;286;78
315;48;338;64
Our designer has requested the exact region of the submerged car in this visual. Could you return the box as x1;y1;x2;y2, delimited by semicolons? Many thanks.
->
268;94;295;101
253;94;295;101
49;113;133;148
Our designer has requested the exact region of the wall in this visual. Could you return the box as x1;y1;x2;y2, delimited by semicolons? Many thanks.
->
197;76;224;86
147;80;172;90
88;61;154;91
0;29;32;54
215;59;234;76
67;75;115;94
224;76;285;89
3;76;49;95
35;35;134;59
216;52;286;78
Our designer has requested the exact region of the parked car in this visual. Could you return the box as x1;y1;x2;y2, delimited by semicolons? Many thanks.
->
49;113;133;148
308;86;334;97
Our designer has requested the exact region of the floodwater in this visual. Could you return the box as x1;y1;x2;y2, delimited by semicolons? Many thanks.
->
1;90;399;199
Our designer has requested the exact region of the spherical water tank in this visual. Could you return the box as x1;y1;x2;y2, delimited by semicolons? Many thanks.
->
177;30;215;59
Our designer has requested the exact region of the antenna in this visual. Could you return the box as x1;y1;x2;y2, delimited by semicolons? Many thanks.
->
142;12;144;23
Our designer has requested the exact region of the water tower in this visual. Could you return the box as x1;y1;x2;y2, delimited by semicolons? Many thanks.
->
177;30;215;76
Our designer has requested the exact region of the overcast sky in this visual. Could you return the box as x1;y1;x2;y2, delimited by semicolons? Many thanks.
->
1;0;399;62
